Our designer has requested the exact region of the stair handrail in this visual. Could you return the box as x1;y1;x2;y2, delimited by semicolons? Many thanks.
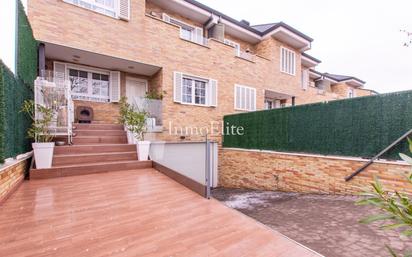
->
345;128;412;181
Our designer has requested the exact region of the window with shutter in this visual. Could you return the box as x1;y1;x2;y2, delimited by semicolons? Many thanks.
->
110;71;121;102
280;47;296;75
234;84;256;111
63;0;118;18
174;72;217;107
118;0;130;21
301;69;309;90
53;62;66;86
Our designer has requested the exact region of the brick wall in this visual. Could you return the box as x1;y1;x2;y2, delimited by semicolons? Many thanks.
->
220;148;412;195
28;0;357;140
0;158;30;204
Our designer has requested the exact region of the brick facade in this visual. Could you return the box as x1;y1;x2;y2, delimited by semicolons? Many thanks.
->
220;148;412;195
0;159;30;204
27;0;352;140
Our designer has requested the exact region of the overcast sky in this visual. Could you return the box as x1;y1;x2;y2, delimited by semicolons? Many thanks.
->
198;0;412;93
1;1;411;93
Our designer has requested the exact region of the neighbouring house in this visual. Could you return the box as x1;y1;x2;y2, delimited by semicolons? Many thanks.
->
27;0;374;141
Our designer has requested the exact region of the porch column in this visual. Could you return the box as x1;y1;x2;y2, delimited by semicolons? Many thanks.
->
38;43;45;77
292;96;296;106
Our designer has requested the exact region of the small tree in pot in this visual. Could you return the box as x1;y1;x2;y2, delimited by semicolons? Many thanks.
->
124;106;150;161
21;100;55;168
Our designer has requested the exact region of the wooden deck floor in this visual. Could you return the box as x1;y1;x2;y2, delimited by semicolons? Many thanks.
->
0;169;321;257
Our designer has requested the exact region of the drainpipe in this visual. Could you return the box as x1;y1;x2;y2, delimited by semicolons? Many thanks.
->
38;43;45;77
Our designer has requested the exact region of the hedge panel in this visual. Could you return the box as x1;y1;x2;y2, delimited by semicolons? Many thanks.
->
223;91;412;160
0;1;36;163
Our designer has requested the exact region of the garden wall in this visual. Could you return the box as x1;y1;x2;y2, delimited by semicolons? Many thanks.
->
223;90;412;160
220;148;412;195
0;155;30;204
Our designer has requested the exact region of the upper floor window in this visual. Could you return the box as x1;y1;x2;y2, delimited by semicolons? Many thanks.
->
348;88;355;98
224;39;241;56
174;72;217;107
234;84;256;111
301;69;309;90
281;47;296;76
64;0;116;17
63;0;130;20
162;14;206;46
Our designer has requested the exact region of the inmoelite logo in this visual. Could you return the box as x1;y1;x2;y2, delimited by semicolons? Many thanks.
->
168;121;244;136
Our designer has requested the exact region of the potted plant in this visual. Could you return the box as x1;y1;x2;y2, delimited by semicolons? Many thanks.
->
125;107;150;161
119;97;134;143
21;100;55;169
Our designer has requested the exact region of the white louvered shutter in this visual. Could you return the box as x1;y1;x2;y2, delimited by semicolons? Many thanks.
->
173;72;183;103
208;79;217;107
110;71;121;102
53;62;66;86
162;13;171;23
195;27;204;44
118;0;130;21
302;69;309;90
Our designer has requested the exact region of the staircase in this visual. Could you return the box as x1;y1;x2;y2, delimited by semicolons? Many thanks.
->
30;123;152;179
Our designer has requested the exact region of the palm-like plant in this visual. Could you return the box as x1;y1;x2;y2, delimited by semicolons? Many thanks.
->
20;100;54;142
356;138;412;257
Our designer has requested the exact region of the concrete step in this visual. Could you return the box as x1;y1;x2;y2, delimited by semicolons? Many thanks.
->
54;144;136;155
73;123;124;131
74;130;126;137
53;151;137;167
31;160;152;179
73;136;127;145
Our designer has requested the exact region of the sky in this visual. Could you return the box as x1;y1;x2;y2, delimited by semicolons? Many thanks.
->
1;1;411;93
197;0;412;93
0;0;17;74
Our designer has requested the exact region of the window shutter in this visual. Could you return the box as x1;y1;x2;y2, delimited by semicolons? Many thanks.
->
302;69;309;90
162;13;171;23
110;71;121;102
251;88;256;111
53;62;66;86
174;72;183;103
208;79;217;107
118;0;130;21
194;27;204;44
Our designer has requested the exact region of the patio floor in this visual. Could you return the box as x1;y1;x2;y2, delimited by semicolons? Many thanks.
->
213;188;412;257
0;169;320;257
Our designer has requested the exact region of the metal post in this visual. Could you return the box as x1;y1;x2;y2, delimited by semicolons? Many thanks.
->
38;43;46;77
205;134;211;199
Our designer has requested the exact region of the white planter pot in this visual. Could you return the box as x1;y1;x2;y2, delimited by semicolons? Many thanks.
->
126;130;134;144
32;142;55;169
137;141;151;161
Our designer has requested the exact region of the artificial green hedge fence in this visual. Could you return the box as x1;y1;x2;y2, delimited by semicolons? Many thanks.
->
223;91;412;160
0;1;36;163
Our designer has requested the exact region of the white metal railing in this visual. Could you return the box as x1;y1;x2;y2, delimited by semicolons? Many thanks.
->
236;50;256;62
133;97;163;132
179;29;208;46
35;71;74;143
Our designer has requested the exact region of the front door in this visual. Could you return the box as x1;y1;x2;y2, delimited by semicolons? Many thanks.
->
125;77;148;106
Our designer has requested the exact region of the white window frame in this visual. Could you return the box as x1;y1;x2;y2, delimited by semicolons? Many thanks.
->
224;39;241;56
166;16;204;45
348;88;356;98
234;84;256;112
66;63;111;103
280;46;296;76
63;0;118;19
181;74;209;107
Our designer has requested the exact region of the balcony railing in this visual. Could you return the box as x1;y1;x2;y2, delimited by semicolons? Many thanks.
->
133;97;163;132
179;29;208;46
236;50;256;62
35;71;74;143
